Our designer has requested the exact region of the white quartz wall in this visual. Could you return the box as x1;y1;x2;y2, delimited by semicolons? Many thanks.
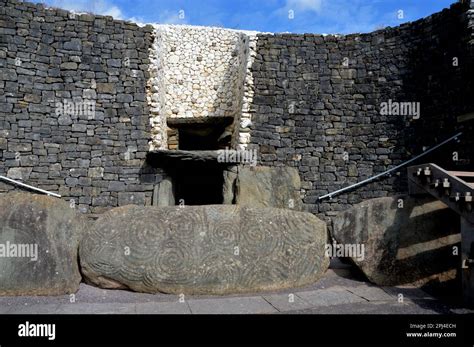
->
148;25;254;150
148;28;167;150
235;34;257;150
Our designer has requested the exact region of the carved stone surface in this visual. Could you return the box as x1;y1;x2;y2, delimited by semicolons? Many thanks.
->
0;193;86;296
80;205;328;294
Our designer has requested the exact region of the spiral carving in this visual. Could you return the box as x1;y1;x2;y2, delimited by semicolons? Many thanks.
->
79;205;328;295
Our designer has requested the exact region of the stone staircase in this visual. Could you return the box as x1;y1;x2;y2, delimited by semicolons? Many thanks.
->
408;163;474;307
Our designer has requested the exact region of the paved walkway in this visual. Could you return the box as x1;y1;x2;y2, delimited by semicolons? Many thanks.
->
0;261;472;314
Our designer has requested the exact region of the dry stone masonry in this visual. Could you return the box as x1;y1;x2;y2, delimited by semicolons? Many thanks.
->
2;0;473;222
0;0;474;298
247;3;474;228
0;0;159;214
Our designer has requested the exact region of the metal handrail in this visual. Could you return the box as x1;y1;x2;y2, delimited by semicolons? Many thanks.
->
318;131;463;200
0;175;61;198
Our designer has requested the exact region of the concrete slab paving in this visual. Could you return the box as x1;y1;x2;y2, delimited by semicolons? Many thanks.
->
297;287;367;307
284;300;456;315
135;302;191;314
262;293;312;312
381;286;438;301
347;285;395;302
56;303;136;314
0;304;13;314
187;296;278;314
8;303;62;314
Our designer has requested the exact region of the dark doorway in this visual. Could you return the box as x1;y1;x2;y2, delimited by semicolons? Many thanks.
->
172;162;224;205
167;117;234;150
178;125;223;150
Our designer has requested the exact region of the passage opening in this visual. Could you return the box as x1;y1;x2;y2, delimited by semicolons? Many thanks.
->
172;162;224;205
167;117;234;151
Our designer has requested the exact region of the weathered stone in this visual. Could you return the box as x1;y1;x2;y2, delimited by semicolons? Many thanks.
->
72;123;87;132
116;94;133;103
332;196;460;287
20;155;39;166
58;114;72;126
107;59;122;68
1;103;13;112
7;167;32;180
79;205;328;294
64;38;82;51
235;166;302;210
60;62;78;70
153;178;174;206
28;104;50;113
24;94;41;103
0;193;86;295
108;181;126;191
118;192;146;206
0;68;17;81
223;167;238;204
96;83;116;94
8;143;32;152
88;167;104;178
92;196;115;207
65;177;79;187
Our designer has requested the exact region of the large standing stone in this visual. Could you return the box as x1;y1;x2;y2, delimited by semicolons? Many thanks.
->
80;205;328;295
332;196;460;286
0;193;86;295
233;166;302;210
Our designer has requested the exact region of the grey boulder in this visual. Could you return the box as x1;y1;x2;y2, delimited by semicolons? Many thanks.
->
332;196;460;286
0;193;86;295
80;205;328;295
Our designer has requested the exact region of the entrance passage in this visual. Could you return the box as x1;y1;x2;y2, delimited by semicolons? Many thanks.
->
167;117;234;151
172;162;224;205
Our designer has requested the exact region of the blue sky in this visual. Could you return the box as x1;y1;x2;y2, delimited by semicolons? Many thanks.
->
39;0;456;34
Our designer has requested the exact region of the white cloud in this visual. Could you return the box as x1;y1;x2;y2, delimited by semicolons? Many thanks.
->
46;0;123;19
157;10;188;25
100;5;122;19
128;16;148;27
44;0;189;27
285;0;323;13
275;0;392;34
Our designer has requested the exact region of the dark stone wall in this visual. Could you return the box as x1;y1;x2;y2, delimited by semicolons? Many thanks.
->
0;0;161;214
1;0;473;220
248;1;474;225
